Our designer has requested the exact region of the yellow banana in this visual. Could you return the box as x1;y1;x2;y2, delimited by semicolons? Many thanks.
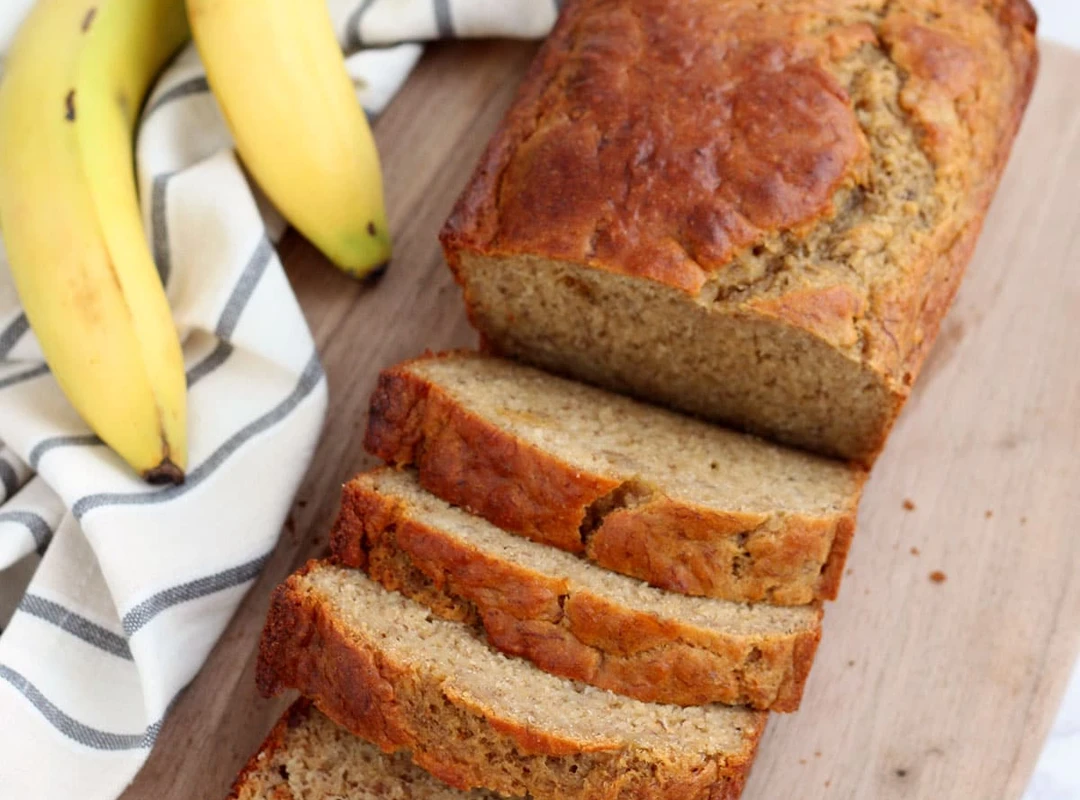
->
187;0;392;279
0;0;189;482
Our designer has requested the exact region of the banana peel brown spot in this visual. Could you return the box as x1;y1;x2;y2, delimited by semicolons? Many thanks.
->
145;458;184;485
64;89;76;121
360;262;390;286
81;7;97;32
143;410;185;485
116;90;130;124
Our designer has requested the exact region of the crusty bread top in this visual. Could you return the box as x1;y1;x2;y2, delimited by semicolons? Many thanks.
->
294;562;766;754
393;351;862;518
229;701;502;800
442;0;1037;383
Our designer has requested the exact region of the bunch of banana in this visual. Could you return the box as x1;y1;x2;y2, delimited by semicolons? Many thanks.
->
188;0;393;280
0;0;190;483
0;0;392;482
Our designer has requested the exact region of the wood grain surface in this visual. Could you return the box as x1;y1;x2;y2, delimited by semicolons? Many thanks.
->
120;40;1080;800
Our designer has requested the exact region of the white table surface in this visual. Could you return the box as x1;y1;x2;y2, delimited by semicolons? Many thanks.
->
1023;6;1080;800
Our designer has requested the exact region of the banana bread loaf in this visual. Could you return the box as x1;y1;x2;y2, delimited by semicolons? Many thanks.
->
229;700;502;800
440;0;1038;464
366;351;864;606
257;561;766;800
332;468;822;710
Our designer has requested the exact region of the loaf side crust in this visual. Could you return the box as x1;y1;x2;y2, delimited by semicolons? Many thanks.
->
440;0;1039;464
257;564;763;800
331;475;822;711
228;701;302;800
893;0;1040;387
365;353;863;605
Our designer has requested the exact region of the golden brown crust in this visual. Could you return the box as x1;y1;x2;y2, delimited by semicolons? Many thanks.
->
257;564;763;800
257;570;416;753
365;361;615;553
583;495;846;607
332;476;822;710
864;0;1039;393
364;354;863;605
440;0;1039;465
892;2;1039;389
227;701;306;800
442;0;869;295
815;512;857;601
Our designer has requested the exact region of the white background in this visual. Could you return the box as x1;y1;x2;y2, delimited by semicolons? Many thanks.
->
1036;0;1080;47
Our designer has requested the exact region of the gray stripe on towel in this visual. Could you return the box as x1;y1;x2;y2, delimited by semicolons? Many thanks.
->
0;664;163;750
122;551;272;636
72;351;323;520
18;595;133;660
0;314;29;361
434;0;453;37
0;510;53;555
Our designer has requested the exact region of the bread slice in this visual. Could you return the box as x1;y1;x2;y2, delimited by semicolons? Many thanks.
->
229;700;502;800
332;468;821;711
257;561;766;800
365;351;865;606
439;0;1038;465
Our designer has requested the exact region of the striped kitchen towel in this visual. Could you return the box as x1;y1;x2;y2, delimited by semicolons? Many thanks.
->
0;1;559;798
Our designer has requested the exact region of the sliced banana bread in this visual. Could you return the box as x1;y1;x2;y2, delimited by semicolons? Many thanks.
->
365;351;865;606
257;561;766;800
229;700;502;800
332;468;821;711
439;0;1038;464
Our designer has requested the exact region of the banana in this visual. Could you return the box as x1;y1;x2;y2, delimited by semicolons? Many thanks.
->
188;0;392;280
0;0;189;483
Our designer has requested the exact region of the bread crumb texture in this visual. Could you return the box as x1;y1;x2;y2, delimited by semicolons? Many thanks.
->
229;701;503;799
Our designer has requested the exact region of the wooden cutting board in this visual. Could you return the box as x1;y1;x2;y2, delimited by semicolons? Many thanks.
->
121;39;1080;800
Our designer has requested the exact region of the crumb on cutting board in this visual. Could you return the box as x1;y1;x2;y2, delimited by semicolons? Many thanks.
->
930;570;947;583
910;546;920;556
985;509;993;519
902;498;916;511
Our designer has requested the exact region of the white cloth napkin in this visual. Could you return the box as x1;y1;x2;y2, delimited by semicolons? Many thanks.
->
0;1;556;797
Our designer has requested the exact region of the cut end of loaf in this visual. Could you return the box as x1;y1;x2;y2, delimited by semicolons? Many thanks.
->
451;252;900;464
